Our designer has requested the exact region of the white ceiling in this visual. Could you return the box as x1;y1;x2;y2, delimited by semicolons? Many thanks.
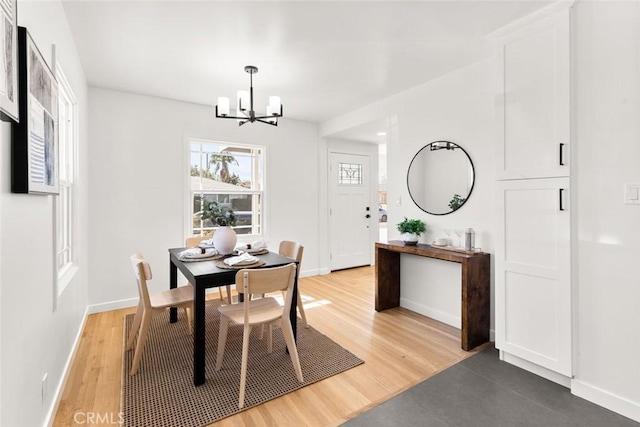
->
61;1;549;140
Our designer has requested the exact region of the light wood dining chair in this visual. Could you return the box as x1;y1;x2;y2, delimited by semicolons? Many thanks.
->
185;235;233;304
239;240;307;336
278;241;307;327
127;253;194;375
215;263;304;409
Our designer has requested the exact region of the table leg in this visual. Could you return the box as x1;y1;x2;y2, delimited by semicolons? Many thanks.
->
170;259;177;323
193;284;207;386
290;274;298;343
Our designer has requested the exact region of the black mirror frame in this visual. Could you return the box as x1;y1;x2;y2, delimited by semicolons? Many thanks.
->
406;141;476;216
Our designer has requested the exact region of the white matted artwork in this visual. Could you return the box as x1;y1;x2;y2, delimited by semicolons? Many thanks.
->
11;26;58;195
0;0;17;122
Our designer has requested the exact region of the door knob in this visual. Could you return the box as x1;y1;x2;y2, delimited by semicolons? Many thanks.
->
365;214;371;218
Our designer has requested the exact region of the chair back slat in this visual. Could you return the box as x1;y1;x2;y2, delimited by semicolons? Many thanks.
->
185;235;211;247
130;253;152;309
236;263;296;297
278;241;303;280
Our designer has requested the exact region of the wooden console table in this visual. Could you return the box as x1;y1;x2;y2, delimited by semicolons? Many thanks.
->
375;241;490;351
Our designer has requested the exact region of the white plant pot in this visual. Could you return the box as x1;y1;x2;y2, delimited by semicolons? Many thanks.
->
401;232;419;245
213;226;237;255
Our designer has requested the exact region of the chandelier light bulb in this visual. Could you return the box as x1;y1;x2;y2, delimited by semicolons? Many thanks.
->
217;97;230;116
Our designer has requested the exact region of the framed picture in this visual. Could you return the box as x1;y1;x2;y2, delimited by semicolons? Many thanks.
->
12;26;58;194
0;0;18;122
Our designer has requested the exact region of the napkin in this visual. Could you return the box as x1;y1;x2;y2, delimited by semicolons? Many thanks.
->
235;239;268;252
224;252;259;266
198;238;215;248
178;247;218;260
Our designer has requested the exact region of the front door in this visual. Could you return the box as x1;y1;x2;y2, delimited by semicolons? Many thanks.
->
329;152;371;270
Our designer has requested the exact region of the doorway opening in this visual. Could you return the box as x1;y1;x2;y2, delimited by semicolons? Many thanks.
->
378;143;388;242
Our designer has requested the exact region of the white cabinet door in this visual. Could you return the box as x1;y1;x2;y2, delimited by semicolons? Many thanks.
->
495;8;570;180
495;177;571;376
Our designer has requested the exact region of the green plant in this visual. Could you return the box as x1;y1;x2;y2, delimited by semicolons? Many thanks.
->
396;217;426;235
448;194;466;211
201;201;237;227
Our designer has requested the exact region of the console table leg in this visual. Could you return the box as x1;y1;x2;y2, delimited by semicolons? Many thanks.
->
375;248;401;311
461;257;490;350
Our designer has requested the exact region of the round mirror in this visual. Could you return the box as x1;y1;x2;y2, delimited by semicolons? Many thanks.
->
407;141;475;215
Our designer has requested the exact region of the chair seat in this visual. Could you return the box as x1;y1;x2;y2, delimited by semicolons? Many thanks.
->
149;285;193;309
218;297;283;326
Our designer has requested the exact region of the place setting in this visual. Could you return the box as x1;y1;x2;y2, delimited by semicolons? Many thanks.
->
176;247;223;262
176;239;270;267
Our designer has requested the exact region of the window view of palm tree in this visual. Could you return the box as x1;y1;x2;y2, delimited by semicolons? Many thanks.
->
190;141;264;236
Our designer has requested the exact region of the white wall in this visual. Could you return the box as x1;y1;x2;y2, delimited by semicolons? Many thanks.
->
0;2;90;426
321;60;496;329
571;1;640;421
322;2;640;421
88;88;320;308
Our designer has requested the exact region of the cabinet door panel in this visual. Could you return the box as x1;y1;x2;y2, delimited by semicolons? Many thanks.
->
496;177;571;376
495;9;570;179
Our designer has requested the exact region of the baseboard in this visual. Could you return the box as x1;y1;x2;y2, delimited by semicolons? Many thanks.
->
300;268;324;278
400;298;461;329
490;328;495;342
571;379;640;423
44;305;90;427
87;297;137;314
499;350;571;388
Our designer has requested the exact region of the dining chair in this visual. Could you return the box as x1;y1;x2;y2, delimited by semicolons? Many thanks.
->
185;235;233;304
215;263;304;409
278;241;307;327
127;253;194;375
241;240;307;333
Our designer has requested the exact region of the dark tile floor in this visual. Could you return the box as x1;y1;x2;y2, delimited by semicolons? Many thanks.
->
343;347;639;427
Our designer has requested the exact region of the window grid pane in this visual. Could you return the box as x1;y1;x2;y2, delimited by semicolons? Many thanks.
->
339;162;363;185
189;141;264;237
55;64;77;297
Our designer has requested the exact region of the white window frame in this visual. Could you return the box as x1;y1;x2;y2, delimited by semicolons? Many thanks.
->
186;138;266;240
54;63;78;301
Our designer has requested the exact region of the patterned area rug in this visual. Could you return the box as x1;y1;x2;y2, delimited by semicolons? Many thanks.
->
121;301;364;427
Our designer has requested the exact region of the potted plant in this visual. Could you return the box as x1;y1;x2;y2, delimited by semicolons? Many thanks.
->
202;201;238;254
396;217;426;245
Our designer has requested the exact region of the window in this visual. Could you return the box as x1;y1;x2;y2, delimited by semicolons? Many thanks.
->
339;162;363;185
189;140;264;237
55;65;78;298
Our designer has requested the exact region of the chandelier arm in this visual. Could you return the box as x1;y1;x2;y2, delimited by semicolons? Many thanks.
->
254;105;283;120
255;118;278;126
215;114;246;120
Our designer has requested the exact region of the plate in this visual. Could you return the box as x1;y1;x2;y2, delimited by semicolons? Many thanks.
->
216;260;266;270
246;248;269;255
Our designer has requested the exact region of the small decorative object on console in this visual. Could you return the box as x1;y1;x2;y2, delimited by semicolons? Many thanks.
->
396;217;427;246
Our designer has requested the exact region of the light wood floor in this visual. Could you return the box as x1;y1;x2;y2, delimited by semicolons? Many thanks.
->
52;266;484;426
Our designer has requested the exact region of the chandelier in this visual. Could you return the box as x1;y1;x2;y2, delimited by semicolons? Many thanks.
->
215;65;283;127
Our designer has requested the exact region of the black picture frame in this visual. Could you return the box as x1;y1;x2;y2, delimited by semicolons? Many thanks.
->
0;0;18;122
12;26;58;195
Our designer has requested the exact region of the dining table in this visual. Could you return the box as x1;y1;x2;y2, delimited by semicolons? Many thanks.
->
168;248;299;386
